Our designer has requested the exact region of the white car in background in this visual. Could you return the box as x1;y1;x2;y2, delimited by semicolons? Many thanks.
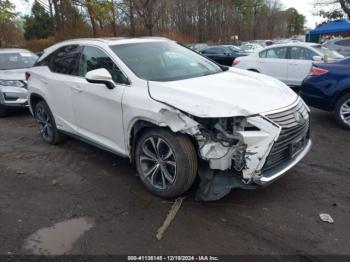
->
0;49;38;117
238;43;263;55
27;38;311;201
233;43;344;87
323;37;350;57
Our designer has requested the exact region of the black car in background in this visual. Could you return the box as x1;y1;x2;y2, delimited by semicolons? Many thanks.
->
200;45;245;66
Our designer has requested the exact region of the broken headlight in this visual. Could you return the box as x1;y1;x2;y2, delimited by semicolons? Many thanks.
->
194;117;259;172
195;117;259;145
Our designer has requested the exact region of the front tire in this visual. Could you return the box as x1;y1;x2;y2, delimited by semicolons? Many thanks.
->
34;101;66;144
335;93;350;130
135;128;198;198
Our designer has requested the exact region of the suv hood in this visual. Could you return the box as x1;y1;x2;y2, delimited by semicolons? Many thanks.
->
149;68;298;118
0;69;26;81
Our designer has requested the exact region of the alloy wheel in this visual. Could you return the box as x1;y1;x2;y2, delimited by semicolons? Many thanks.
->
35;105;54;142
139;136;177;190
340;98;350;126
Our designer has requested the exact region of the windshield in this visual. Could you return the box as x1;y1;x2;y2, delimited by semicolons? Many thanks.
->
110;41;223;82
0;52;38;70
313;46;344;59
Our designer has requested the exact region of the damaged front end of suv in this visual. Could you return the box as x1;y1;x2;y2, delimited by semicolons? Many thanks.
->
169;99;311;201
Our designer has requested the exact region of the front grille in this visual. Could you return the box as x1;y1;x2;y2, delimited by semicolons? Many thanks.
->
262;100;310;175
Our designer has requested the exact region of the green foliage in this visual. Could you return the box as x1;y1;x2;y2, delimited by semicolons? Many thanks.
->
85;0;114;21
24;0;54;40
0;0;17;23
287;8;306;35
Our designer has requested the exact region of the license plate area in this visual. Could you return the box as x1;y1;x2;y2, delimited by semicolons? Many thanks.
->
290;136;306;158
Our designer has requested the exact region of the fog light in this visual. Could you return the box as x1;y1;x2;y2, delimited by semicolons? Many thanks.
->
4;93;18;101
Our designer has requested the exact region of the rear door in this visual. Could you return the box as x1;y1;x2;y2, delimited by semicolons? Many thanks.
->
287;47;314;86
42;45;82;133
257;47;288;83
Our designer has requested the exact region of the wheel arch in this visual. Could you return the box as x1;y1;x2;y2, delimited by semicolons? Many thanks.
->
331;87;350;110
29;93;46;113
128;119;161;162
127;117;199;162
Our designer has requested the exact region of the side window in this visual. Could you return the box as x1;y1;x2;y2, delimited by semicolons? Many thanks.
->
290;47;310;60
35;53;54;67
305;48;318;60
259;50;267;58
264;47;287;59
79;46;129;85
50;45;81;75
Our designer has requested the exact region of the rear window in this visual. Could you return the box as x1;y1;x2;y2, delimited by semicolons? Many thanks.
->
0;52;38;70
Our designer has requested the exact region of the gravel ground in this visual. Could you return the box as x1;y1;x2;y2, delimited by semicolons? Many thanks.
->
0;108;349;256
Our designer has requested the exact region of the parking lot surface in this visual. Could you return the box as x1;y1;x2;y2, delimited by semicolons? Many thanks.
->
0;109;349;255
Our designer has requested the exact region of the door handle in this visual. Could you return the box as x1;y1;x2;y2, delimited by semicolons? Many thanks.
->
70;85;83;93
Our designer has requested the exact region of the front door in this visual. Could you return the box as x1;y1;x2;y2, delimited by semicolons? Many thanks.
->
73;46;129;154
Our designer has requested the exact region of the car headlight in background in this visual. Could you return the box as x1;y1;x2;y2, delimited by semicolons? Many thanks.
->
0;80;26;88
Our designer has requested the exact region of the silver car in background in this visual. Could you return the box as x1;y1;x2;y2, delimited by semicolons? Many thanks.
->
0;49;38;117
323;38;350;57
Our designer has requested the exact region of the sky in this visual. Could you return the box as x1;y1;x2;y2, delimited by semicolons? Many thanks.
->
280;0;323;29
12;0;330;29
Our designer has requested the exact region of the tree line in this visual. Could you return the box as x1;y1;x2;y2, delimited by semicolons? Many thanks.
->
0;0;316;49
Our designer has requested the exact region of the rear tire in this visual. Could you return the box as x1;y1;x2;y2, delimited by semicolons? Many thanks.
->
0;104;7;117
135;128;198;198
334;93;350;130
34;101;66;144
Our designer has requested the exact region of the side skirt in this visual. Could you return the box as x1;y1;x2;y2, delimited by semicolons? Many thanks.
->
60;130;129;159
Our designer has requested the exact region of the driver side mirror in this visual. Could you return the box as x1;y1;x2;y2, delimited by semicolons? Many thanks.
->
85;68;115;90
312;56;323;62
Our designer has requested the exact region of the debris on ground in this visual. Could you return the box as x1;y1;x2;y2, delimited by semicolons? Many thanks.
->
320;213;334;224
16;170;26;175
156;197;185;240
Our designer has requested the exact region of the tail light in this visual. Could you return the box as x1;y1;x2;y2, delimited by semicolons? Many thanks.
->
25;71;31;81
232;60;240;66
309;66;328;76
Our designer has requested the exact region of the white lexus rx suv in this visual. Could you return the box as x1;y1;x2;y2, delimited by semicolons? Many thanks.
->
27;38;312;201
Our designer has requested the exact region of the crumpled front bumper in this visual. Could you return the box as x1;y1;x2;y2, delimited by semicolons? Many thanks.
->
196;98;312;201
255;139;312;185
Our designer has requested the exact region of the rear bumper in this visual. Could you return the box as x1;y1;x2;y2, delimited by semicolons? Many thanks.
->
255;139;312;185
301;78;336;112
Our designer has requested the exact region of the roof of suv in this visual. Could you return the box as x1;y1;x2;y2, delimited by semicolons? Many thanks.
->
40;37;171;59
53;37;170;47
